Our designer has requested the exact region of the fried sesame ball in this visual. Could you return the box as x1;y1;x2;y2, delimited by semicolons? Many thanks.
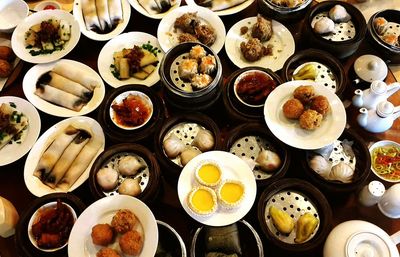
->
96;248;121;257
293;85;315;104
0;60;11;78
119;230;143;256
310;95;330;116
299;109;323;130
282;98;305;119
111;209;137;234
91;224;114;246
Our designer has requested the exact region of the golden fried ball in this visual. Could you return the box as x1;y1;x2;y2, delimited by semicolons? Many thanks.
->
119;230;143;256
0;60;11;78
96;248;121;257
91;224;114;246
111;209;137;234
282;98;304;119
0;46;15;62
310;95;330;116
299;110;323;130
293;85;315;104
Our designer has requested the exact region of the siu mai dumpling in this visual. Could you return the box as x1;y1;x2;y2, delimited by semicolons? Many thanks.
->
199;55;216;74
189;45;206;61
178;59;198;80
191;74;213;90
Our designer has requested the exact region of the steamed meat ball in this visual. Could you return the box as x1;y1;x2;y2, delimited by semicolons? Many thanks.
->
194;24;216;46
91;224;114;246
96;248;121;257
310;95;330;116
293;85;315;104
119;230;143;256
282;98;304;119
299;110;323;130
251;15;273;42
111;209;137;234
240;38;265;62
0;60;11;78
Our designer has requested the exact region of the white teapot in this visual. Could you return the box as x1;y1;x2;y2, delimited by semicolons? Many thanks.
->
357;101;400;133
352;81;400;110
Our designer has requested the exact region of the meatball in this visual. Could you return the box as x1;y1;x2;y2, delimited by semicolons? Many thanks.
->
111;209;137;234
91;224;114;246
194;24;216;46
119;230;143;256
96;248;121;257
174;12;199;34
0;46;15;62
178;33;199;44
293;85;315;104
0;60;11;78
282;98;304;119
240;38;264;62
310;95;330;116
299;110;323;130
251;15;273;42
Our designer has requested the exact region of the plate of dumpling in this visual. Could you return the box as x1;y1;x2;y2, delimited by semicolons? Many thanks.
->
23;59;105;117
0;97;41;166
128;0;181;19
185;0;255;16
157;5;226;53
98;32;164;88
73;0;131;41
224;15;295;71
24;116;105;197
11;10;80;64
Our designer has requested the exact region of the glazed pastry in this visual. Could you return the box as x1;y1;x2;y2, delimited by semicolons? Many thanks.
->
328;5;351;23
373;17;388;35
295;212;319;243
313;17;335;34
269;205;295;234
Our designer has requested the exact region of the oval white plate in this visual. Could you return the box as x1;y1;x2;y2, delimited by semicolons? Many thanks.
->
0;96;41;166
177;151;257;226
24;116;105;197
225;16;295;71
0;39;21;91
185;0;255;16
23;59;105;117
264;80;346;150
98;32;164;88
128;0;181;19
73;0;131;41
369;140;400;183
68;195;158;257
11;10;80;64
157;5;226;53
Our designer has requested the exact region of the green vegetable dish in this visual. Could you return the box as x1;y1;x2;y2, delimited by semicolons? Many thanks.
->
24;18;71;56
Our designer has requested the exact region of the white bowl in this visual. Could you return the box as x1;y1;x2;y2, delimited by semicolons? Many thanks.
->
369;140;400;183
0;0;29;33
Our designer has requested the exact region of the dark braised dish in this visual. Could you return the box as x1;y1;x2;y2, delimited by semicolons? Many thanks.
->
174;12;216;46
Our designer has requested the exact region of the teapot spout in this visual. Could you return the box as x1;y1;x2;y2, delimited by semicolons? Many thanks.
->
357;108;368;128
352;89;364;108
386;82;400;98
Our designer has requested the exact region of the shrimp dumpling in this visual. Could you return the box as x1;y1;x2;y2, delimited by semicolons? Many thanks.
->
329;5;351;23
118;156;145;176
313;17;335;34
97;167;119;191
118;178;142;196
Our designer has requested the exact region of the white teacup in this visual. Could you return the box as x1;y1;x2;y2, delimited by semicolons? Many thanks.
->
378;183;400;219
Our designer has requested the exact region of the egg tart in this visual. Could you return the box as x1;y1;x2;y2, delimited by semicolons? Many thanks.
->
195;161;222;187
218;180;245;209
188;186;217;216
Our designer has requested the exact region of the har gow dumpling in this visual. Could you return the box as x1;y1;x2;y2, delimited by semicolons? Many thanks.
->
118;178;142;196
118;155;145;176
308;155;331;179
329;5;351;23
313;17;335;34
191;128;215;152
255;149;281;172
180;147;202;166
163;133;185;158
97;167;119;191
329;161;354;183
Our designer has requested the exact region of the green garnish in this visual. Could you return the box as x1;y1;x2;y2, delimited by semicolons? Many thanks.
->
142;41;159;56
9;102;16;108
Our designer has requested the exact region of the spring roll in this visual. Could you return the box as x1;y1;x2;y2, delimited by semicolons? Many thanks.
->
44;130;91;188
52;62;99;91
95;0;112;31
108;0;123;24
33;126;80;181
35;84;87;112
81;0;102;31
0;103;29;150
57;135;103;191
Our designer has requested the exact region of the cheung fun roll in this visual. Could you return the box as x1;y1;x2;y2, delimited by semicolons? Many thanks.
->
95;0;112;31
52;62;99;91
108;0;123;24
81;0;102;31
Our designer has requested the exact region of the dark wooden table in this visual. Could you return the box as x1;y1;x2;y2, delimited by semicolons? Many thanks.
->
1;1;399;257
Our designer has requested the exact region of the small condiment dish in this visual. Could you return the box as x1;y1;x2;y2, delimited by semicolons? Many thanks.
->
0;0;29;33
33;1;61;11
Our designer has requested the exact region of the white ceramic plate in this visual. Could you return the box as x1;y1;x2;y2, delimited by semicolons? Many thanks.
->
73;0;131;41
128;0;181;19
369;140;400;183
224;17;295;71
24;116;105;197
68;195;158;257
264;80;346;150
0;96;41;166
185;0;255;16
11;10;80;63
23;59;105;117
157;5;226;53
0;38;21;91
98;32;164;88
177;151;257;226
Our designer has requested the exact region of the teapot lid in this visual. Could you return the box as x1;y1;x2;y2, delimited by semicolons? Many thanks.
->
346;232;391;257
377;101;394;118
354;55;388;82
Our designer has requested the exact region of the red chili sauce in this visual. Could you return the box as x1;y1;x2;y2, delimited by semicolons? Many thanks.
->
43;5;57;10
235;72;277;106
111;95;151;127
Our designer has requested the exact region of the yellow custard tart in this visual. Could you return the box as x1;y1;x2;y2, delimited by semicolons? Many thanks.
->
218;180;245;209
195;161;222;187
188;186;217;216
